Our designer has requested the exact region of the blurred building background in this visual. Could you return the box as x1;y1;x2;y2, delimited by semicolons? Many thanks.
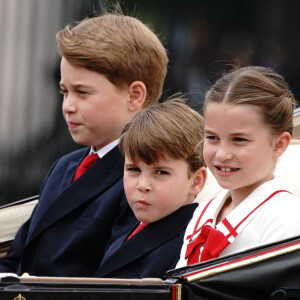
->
0;0;299;205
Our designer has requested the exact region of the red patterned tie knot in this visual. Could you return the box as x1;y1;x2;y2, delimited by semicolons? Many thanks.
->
73;153;99;181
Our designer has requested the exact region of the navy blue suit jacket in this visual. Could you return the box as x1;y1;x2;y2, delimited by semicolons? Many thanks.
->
93;203;198;279
0;146;136;276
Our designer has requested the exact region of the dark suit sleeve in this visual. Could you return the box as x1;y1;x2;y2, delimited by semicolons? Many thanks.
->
0;159;60;273
0;210;33;273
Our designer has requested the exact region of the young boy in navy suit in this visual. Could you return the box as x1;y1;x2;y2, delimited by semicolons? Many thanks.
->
0;13;168;277
94;98;207;279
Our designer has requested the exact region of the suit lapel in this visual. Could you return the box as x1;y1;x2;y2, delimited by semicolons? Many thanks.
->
27;149;88;238
28;146;123;243
95;204;197;277
101;221;141;262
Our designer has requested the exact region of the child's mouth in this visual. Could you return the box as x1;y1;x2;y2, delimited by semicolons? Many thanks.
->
216;166;239;172
136;200;150;207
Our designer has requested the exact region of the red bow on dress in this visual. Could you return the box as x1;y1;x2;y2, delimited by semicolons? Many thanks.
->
185;225;230;265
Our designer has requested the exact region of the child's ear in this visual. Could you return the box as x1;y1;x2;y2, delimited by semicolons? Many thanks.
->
273;131;291;159
128;81;147;112
189;167;207;196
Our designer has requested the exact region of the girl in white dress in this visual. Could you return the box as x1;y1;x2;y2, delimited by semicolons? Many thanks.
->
177;66;300;267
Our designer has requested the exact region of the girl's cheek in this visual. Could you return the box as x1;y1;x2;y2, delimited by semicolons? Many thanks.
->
203;147;211;159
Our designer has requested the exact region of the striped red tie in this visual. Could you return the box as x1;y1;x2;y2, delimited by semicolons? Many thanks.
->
73;153;99;181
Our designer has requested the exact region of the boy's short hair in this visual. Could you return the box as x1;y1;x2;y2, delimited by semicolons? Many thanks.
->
119;97;205;176
56;13;168;108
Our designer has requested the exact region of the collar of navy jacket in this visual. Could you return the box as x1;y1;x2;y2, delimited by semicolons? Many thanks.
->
94;203;198;277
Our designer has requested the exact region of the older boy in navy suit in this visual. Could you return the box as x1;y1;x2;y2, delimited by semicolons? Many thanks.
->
0;13;168;277
94;99;207;279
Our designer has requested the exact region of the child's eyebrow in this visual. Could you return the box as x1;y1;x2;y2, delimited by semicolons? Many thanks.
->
204;129;216;134
152;164;172;170
229;131;250;137
124;162;137;167
59;82;92;89
72;84;92;89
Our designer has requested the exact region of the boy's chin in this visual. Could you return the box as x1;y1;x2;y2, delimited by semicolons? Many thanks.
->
70;135;93;147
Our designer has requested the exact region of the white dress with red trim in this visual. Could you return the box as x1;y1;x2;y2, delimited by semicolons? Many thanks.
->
176;178;300;268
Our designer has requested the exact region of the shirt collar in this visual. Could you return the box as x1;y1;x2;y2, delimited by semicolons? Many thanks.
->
90;139;119;159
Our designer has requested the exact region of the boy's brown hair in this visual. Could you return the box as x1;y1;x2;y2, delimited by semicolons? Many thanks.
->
119;97;205;177
56;13;168;108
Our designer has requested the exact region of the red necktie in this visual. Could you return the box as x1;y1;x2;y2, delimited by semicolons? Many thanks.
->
126;222;149;240
73;153;99;181
185;225;230;265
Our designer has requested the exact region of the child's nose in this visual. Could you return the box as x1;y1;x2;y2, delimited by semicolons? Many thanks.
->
137;176;152;192
215;145;233;161
62;94;77;113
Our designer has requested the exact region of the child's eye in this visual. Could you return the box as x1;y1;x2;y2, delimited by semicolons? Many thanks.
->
205;135;218;141
77;90;88;96
126;167;140;173
156;170;169;175
59;89;68;96
233;137;248;142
